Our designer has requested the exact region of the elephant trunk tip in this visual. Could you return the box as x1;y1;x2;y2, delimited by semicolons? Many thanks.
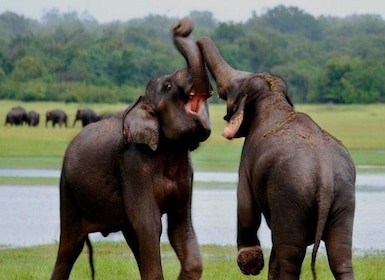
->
172;17;193;37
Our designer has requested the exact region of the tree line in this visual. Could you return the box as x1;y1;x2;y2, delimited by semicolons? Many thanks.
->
0;5;385;104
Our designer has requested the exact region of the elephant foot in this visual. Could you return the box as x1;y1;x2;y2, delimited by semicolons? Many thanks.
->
237;246;264;275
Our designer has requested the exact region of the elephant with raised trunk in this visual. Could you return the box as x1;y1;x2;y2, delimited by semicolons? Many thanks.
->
50;18;211;280
198;36;355;280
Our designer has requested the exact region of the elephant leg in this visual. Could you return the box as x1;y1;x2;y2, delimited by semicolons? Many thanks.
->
121;228;139;262
236;181;264;275
123;199;164;279
269;212;307;279
324;207;355;280
168;210;202;279
51;182;89;280
268;243;306;280
267;246;279;280
136;225;163;279
50;230;87;280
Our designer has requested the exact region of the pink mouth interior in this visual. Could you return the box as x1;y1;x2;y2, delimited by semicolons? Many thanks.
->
190;94;208;112
191;95;201;112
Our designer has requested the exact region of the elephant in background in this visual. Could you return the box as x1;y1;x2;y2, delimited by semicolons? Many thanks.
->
46;109;68;128
5;106;28;126
27;110;40;126
72;109;101;127
50;17;211;280
198;36;355;280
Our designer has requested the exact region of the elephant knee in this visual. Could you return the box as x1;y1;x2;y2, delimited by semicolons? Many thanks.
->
237;246;264;275
329;257;354;278
181;257;202;279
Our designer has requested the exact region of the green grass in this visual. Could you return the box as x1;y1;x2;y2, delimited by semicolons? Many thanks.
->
0;101;385;176
189;103;385;172
0;242;384;279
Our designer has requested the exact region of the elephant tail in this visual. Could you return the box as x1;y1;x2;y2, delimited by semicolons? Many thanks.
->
311;191;333;280
85;236;95;280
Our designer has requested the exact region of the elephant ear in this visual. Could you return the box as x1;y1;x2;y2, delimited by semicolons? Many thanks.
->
122;96;159;151
222;94;247;140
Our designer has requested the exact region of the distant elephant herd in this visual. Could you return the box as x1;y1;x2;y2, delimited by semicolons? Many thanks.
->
4;106;104;128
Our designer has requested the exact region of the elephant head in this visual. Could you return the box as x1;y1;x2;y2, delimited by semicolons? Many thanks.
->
197;36;293;139
123;18;212;151
45;111;52;127
73;109;84;127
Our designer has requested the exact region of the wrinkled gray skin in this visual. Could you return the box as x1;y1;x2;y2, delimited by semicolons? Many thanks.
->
27;110;40;126
5;106;28;126
50;18;211;280
73;109;101;127
198;36;355;280
46;109;68;128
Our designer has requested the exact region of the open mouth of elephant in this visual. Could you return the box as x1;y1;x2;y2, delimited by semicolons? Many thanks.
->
187;92;211;113
183;91;212;138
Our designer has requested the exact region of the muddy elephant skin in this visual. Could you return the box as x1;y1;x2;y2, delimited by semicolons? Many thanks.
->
198;36;355;280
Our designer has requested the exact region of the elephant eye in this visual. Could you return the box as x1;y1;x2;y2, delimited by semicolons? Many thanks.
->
164;83;172;91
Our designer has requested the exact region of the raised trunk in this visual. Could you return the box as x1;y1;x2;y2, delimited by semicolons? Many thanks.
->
173;18;210;99
197;36;239;99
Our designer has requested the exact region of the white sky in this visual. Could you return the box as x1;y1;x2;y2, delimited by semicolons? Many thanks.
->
1;0;384;23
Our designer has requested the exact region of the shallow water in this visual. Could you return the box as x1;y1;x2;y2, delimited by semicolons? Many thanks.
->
1;169;384;186
0;180;384;250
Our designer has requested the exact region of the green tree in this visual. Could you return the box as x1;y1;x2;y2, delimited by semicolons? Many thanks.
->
317;57;352;103
272;61;319;103
12;55;47;82
340;59;383;103
260;5;322;40
1;8;385;104
213;22;245;43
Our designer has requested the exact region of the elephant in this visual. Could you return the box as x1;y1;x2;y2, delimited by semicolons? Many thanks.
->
50;17;212;280
27;110;40;126
46;109;68;128
72;109;101;127
197;36;355;280
4;106;28;126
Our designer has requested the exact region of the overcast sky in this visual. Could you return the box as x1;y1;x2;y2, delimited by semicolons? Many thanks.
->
1;0;384;23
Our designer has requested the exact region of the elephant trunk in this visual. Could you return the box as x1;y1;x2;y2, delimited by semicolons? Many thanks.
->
173;18;211;110
197;36;248;100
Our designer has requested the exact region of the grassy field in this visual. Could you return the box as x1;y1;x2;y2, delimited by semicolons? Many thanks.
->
0;241;384;279
1;100;384;175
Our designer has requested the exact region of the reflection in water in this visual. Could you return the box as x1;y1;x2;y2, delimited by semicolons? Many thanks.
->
0;184;384;250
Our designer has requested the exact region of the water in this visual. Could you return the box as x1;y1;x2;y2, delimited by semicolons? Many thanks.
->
0;170;384;250
0;169;384;186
